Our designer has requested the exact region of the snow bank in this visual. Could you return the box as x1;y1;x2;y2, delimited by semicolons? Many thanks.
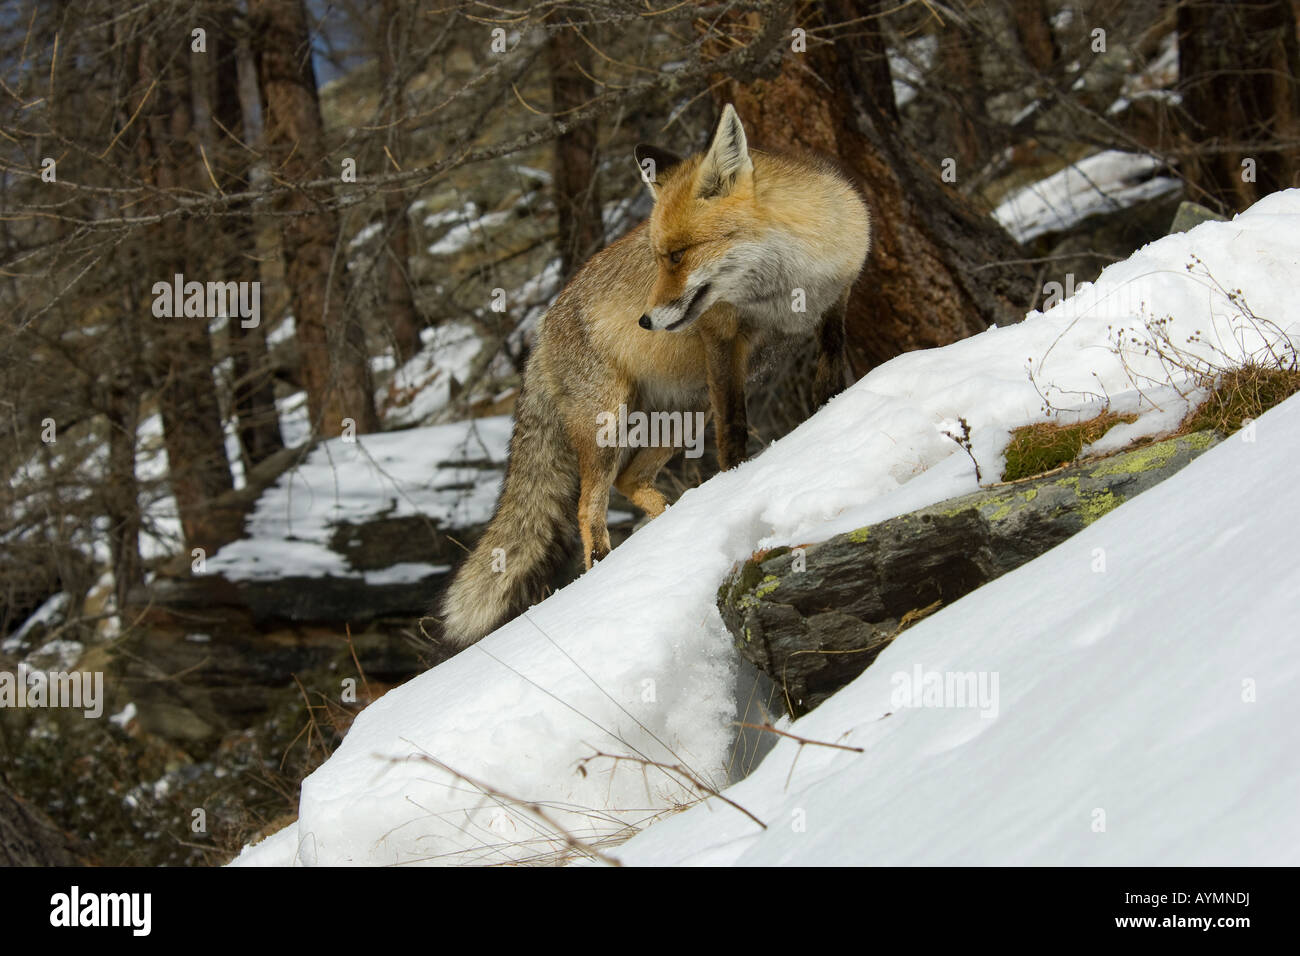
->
615;389;1300;865
232;189;1300;866
994;149;1181;243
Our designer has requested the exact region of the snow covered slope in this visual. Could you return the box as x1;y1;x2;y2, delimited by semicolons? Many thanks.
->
232;189;1300;867
615;390;1300;865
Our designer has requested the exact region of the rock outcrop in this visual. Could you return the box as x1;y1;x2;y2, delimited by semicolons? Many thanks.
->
718;431;1219;716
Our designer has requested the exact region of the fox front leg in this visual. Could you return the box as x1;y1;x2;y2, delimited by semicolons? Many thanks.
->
615;444;675;519
702;326;750;470
812;287;852;407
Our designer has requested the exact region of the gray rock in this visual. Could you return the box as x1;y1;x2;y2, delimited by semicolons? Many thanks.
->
138;566;451;626
1169;201;1228;234
718;431;1220;716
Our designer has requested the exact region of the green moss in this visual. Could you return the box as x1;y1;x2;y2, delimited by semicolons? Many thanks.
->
733;572;781;611
847;527;871;543
721;545;801;607
980;486;1042;521
1002;412;1137;481
719;561;756;608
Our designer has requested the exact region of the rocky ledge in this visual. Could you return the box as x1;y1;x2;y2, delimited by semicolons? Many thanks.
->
717;430;1219;716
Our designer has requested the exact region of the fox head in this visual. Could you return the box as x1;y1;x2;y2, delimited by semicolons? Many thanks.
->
635;104;759;332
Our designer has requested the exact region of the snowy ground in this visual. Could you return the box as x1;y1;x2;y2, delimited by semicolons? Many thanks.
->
377;321;486;428
994;149;1182;244
207;417;510;582
232;189;1300;867
616;391;1300;865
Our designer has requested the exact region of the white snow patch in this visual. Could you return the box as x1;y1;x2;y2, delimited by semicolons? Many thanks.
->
362;562;451;585
109;702;137;728
229;821;304;867
994;150;1182;243
3;592;71;653
379;321;484;427
888;36;937;109
267;316;296;348
206;418;511;582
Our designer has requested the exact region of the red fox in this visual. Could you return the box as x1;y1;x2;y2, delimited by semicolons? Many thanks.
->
439;104;871;647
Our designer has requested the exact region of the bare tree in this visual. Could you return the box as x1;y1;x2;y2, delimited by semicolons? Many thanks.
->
135;30;237;554
1176;0;1300;213
206;10;286;471
547;13;605;282
249;0;379;436
375;0;424;364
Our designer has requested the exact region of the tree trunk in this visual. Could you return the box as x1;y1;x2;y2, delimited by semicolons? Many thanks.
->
212;17;285;471
1177;0;1300;214
105;289;143;609
547;15;605;281
96;18;145;608
381;191;422;365
249;0;379;437
1011;0;1060;76
136;34;237;555
378;0;422;365
934;15;989;173
710;0;1035;373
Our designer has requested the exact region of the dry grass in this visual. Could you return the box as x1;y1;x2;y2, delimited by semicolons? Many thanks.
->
1179;362;1300;435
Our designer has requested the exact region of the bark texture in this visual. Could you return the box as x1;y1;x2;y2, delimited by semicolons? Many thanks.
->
250;0;379;437
1177;0;1300;213
709;0;1036;374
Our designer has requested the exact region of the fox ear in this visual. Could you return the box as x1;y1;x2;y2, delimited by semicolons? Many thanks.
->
697;104;752;199
634;144;684;196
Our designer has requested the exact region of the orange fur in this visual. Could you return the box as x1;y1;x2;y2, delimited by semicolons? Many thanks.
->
437;104;871;648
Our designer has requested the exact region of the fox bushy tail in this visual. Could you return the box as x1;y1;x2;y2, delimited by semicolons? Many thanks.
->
439;380;580;648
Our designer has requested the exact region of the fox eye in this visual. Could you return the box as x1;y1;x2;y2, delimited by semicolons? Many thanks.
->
668;248;685;265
